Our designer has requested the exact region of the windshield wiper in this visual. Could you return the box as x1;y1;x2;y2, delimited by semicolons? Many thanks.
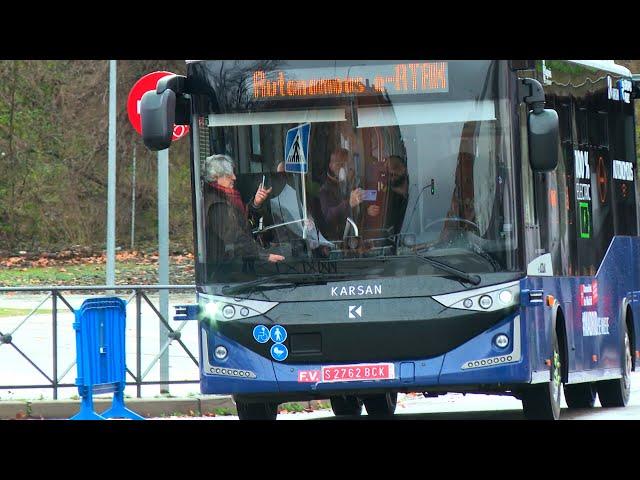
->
221;272;350;296
413;251;481;285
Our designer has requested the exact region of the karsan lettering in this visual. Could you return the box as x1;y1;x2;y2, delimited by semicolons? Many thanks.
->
613;160;634;182
331;285;382;296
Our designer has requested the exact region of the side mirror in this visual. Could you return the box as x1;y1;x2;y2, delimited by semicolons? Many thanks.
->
520;77;559;172
140;89;175;151
528;108;559;172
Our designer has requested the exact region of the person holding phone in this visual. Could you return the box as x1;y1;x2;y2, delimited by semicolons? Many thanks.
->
319;148;380;240
253;174;271;209
204;154;284;264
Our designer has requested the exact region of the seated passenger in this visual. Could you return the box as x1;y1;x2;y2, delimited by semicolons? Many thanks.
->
205;154;285;264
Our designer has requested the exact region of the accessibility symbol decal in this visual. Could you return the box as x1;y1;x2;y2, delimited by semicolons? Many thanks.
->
284;123;310;174
253;325;271;344
271;343;289;362
270;325;287;343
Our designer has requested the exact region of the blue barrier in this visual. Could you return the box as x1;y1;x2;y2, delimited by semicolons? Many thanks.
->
70;296;143;420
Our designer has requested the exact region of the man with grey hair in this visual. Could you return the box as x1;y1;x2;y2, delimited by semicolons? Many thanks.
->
205;154;285;264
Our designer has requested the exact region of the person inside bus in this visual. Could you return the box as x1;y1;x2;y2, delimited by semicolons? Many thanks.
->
384;155;409;235
319;148;380;240
204;154;285;264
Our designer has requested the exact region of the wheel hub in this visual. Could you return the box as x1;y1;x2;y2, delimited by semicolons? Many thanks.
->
551;349;561;400
623;332;632;393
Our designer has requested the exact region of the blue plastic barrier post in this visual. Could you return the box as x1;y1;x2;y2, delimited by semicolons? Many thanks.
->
70;296;144;420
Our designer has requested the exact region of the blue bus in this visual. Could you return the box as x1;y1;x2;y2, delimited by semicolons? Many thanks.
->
141;60;640;419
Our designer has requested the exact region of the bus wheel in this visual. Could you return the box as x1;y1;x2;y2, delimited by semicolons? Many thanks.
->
596;323;632;408
563;383;596;408
521;329;562;420
330;395;363;416
235;401;278;420
363;392;398;417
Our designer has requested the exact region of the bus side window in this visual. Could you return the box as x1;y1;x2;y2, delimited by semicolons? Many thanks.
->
576;107;589;148
559;103;572;144
554;100;575;276
590;111;609;150
610;103;638;235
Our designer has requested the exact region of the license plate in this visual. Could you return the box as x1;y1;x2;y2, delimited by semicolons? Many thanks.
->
321;363;395;383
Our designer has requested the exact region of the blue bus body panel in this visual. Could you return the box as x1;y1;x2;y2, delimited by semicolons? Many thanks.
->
523;236;640;383
199;326;279;394
438;312;530;385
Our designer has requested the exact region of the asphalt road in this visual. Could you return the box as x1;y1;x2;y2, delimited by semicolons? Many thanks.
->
159;372;640;420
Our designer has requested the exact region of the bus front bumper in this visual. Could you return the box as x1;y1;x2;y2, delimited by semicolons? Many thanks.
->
199;312;534;396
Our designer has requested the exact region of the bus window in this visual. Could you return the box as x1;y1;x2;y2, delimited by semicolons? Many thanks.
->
576;107;589;148
559;103;572;144
610;103;638;235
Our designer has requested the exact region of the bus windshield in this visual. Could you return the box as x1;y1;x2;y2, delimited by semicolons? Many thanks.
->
189;60;521;286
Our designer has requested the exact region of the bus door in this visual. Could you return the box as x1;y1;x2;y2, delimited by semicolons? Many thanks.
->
519;99;554;373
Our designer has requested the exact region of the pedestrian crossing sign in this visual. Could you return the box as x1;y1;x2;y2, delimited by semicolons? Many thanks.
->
284;123;310;173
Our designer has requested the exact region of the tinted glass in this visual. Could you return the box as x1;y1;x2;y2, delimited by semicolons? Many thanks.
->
188;60;520;285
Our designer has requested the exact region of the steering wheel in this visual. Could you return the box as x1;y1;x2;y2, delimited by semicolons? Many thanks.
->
423;216;481;234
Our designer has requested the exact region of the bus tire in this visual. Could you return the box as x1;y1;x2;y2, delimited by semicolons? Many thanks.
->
521;328;562;420
236;401;279;420
563;383;596;408
596;323;632;408
363;392;398;417
330;395;363;416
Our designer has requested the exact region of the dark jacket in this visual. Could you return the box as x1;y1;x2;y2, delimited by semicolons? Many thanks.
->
206;186;268;264
319;177;353;240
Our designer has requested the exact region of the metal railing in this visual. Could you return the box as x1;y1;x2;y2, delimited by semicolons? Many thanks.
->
0;285;198;399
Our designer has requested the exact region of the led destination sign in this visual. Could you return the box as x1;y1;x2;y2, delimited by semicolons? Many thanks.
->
252;62;449;100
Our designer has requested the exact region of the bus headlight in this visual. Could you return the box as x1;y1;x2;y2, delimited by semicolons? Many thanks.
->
432;280;520;312
478;295;493;309
203;301;221;319
222;305;236;319
494;334;509;348
198;293;278;321
499;290;513;305
214;345;228;360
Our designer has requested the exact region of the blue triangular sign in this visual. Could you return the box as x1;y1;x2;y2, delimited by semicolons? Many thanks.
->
284;123;310;173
